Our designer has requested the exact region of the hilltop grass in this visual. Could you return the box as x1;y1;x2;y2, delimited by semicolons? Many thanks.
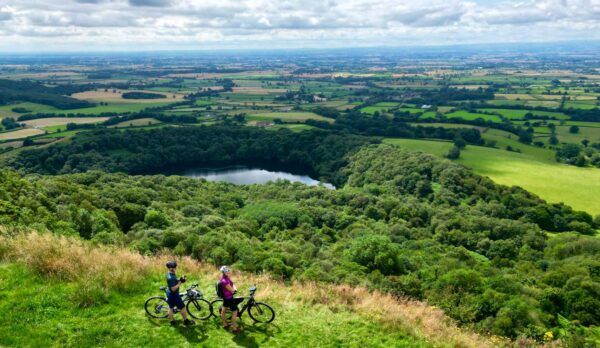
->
384;138;600;215
0;231;498;348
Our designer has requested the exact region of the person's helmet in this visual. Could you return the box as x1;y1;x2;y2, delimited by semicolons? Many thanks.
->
220;265;230;273
166;260;177;269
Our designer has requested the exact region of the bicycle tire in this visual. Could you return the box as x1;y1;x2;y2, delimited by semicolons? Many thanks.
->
248;302;275;323
144;296;170;318
209;299;224;317
186;298;212;320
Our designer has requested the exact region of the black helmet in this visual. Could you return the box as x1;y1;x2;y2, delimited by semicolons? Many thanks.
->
166;261;177;268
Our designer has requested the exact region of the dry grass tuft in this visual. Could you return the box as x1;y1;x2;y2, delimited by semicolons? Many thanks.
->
0;230;530;347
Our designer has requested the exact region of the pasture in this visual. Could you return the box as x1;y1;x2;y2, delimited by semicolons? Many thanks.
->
384;138;600;215
23;117;109;128
445;110;503;123
360;102;399;115
0;128;45;141
477;108;569;120
247;112;333;123
109;118;161;128
72;89;185;103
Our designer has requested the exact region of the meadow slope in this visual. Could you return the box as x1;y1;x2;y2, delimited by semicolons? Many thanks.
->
384;138;600;216
0;231;498;348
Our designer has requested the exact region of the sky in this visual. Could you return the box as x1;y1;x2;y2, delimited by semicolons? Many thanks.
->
0;0;599;52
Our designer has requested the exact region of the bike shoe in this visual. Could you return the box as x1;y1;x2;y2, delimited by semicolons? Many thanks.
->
170;320;178;326
184;319;195;326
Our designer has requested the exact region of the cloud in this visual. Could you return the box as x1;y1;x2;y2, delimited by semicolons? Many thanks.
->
0;0;598;51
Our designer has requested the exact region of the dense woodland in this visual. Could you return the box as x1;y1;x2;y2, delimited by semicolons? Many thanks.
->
9;127;378;187
0;79;93;109
1;141;599;342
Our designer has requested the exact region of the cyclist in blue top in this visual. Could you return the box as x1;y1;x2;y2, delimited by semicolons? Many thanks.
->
165;261;194;326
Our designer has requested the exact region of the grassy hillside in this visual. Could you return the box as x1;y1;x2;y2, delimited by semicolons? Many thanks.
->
384;138;600;215
0;231;495;348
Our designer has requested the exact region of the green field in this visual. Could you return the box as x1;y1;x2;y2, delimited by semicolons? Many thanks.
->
110;118;162;128
477;108;569;120
384;138;600;215
360;102;399;115
445;111;503;123
247;112;333;123
0;101;176;117
0;102;61;117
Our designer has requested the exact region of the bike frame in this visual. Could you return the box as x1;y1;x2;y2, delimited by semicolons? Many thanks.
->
162;284;201;313
234;293;256;317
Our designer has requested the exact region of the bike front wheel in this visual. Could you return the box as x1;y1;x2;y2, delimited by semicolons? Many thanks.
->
144;296;170;318
186;298;212;320
209;299;223;317
248;302;275;323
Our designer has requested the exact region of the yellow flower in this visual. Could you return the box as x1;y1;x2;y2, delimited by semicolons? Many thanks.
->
543;331;554;341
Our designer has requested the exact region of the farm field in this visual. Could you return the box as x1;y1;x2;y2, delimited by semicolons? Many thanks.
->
72;89;185;103
0;102;61;117
384;138;600;215
0;128;45;141
109;118;161;128
50;102;175;115
477;108;569;120
246;112;333;123
445;110;503;123
23;117;109;128
360;102;399;115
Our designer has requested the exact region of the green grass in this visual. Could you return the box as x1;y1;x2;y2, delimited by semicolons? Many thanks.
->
0;101;176;117
552;126;600;144
445;111;503;123
269;124;316;132
477;108;569;120
0;102;61;117
564;101;598;110
247;112;333;123
55;102;176;115
43;125;67;132
419;112;438;119
360;102;399;115
0;262;424;348
409;123;483;130
481;129;556;161
36;130;82;139
384;138;600;215
397;107;423;114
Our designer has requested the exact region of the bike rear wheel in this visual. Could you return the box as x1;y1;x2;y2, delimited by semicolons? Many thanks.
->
186;298;212;320
144;296;169;318
209;299;223;317
248;302;275;323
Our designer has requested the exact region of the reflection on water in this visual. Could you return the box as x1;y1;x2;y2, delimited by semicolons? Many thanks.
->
181;166;335;189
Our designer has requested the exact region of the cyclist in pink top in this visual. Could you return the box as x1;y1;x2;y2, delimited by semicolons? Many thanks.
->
219;266;242;333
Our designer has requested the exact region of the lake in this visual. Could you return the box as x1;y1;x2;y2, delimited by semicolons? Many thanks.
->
180;166;335;188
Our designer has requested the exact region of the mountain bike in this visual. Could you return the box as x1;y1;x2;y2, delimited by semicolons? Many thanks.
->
209;285;275;323
144;283;212;320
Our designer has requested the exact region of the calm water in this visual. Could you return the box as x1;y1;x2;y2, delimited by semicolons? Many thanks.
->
181;166;334;188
